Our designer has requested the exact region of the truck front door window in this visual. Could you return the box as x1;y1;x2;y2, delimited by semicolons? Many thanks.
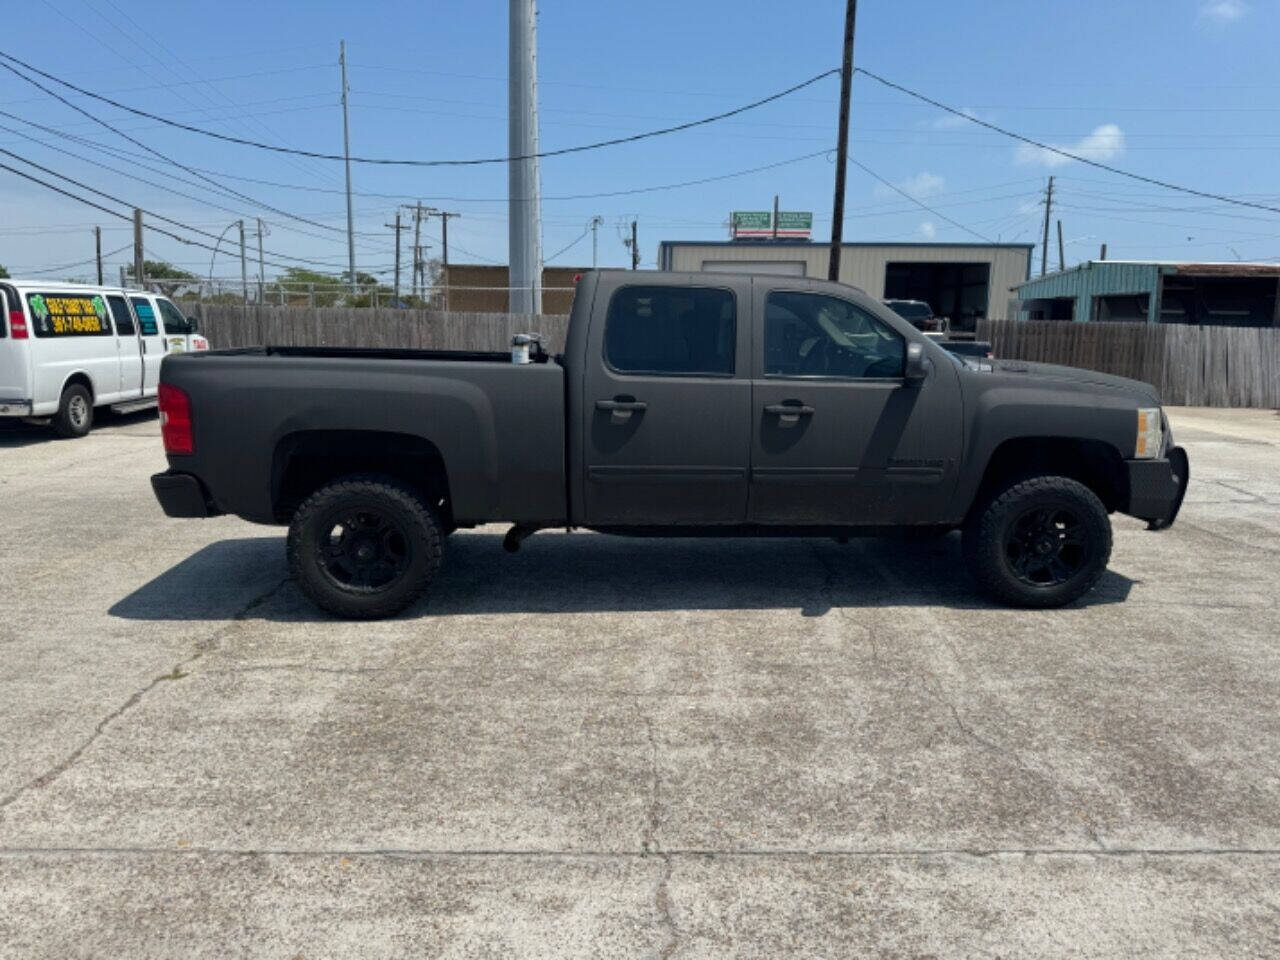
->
765;291;904;379
604;285;735;376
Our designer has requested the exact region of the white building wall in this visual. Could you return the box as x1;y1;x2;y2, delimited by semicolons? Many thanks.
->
661;243;1032;321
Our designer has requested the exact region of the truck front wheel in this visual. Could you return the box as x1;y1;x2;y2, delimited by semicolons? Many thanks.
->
963;475;1112;608
287;477;443;619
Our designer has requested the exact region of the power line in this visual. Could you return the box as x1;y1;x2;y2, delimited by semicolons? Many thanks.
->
0;149;362;270
0;55;372;237
845;156;993;243
854;66;1280;217
0;109;393;245
544;226;592;263
0;49;838;167
14;243;132;276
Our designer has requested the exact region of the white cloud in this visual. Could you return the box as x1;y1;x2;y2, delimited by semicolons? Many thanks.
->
1015;123;1125;168
918;221;937;240
1201;0;1247;22
873;171;945;200
931;107;980;131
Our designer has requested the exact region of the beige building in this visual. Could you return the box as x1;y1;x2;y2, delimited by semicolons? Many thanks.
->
657;241;1033;324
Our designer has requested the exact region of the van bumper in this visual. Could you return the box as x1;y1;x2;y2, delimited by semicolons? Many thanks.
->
0;399;32;416
151;470;222;518
1125;446;1189;530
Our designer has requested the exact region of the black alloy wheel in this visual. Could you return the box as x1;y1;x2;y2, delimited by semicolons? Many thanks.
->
1003;506;1090;587
316;507;413;591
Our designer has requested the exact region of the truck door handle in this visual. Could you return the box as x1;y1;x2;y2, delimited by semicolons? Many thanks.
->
596;398;648;412
764;402;814;416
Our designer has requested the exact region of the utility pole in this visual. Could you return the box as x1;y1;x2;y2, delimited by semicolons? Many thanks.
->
426;210;459;268
508;0;544;314
424;210;459;310
828;0;857;282
386;212;409;301
339;40;356;293
132;208;144;289
1099;242;1108;261
411;201;423;299
93;226;103;285
238;219;248;305
772;194;780;240
1056;219;1065;272
630;220;639;270
590;215;603;268
1039;175;1055;276
256;217;266;303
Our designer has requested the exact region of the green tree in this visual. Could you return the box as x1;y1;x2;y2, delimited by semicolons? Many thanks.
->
125;259;200;297
0;264;9;279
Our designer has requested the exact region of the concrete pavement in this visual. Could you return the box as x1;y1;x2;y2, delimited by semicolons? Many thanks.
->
1;407;1278;957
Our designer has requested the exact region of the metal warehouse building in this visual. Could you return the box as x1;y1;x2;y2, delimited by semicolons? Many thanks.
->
1013;260;1280;326
657;240;1034;323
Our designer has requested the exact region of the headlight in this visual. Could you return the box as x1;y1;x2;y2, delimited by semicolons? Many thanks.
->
1135;407;1163;459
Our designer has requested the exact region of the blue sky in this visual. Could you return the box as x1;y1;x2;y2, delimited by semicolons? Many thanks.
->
1;0;1278;282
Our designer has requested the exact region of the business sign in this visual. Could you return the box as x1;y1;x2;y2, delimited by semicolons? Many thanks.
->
730;210;813;240
27;293;111;337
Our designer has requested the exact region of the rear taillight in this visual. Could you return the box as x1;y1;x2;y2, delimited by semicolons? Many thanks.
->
158;383;194;454
9;310;28;339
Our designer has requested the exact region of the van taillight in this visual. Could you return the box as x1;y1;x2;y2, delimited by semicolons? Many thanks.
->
158;383;194;454
9;310;28;339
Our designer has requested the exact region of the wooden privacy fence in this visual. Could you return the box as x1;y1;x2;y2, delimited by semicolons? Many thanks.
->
181;303;571;354
977;320;1280;408
183;307;1279;408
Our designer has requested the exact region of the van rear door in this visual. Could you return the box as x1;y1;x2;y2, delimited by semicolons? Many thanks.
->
0;284;34;411
129;295;166;395
106;294;143;397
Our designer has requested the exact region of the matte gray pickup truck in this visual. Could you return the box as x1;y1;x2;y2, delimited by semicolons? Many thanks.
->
151;269;1188;618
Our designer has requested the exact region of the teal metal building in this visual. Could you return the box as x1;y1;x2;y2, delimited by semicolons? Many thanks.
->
1011;260;1280;326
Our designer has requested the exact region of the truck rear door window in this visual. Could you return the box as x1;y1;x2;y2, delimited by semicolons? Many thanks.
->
26;293;112;337
107;295;135;335
765;291;905;379
604;285;735;376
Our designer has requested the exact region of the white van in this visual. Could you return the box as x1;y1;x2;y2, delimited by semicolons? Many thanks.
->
0;280;208;438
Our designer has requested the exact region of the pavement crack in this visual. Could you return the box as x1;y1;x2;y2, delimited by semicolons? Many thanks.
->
0;577;290;816
654;852;678;960
639;715;679;957
641;715;662;855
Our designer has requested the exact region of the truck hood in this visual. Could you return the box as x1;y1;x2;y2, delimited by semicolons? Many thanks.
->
971;359;1160;404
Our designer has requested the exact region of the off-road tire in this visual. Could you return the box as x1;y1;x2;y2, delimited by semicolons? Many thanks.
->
287;476;443;619
52;383;93;438
963;475;1112;608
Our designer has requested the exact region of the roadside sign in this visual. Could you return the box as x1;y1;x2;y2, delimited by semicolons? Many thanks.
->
730;210;812;240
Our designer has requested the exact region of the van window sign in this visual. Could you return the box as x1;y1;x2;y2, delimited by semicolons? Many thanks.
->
131;298;159;336
27;293;112;337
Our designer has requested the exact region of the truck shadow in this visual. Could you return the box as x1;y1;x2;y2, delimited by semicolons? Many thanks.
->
109;531;1135;621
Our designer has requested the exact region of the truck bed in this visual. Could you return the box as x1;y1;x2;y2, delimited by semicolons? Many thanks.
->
160;347;568;526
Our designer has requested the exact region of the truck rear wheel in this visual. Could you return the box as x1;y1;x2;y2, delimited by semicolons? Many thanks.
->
287;476;443;619
963;475;1112;608
53;383;93;438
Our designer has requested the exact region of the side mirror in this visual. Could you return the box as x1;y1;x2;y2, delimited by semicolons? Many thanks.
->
186;316;199;334
904;341;927;381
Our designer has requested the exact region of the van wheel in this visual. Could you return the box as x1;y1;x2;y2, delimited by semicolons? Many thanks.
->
963;475;1112;608
53;383;94;438
287;476;443;619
